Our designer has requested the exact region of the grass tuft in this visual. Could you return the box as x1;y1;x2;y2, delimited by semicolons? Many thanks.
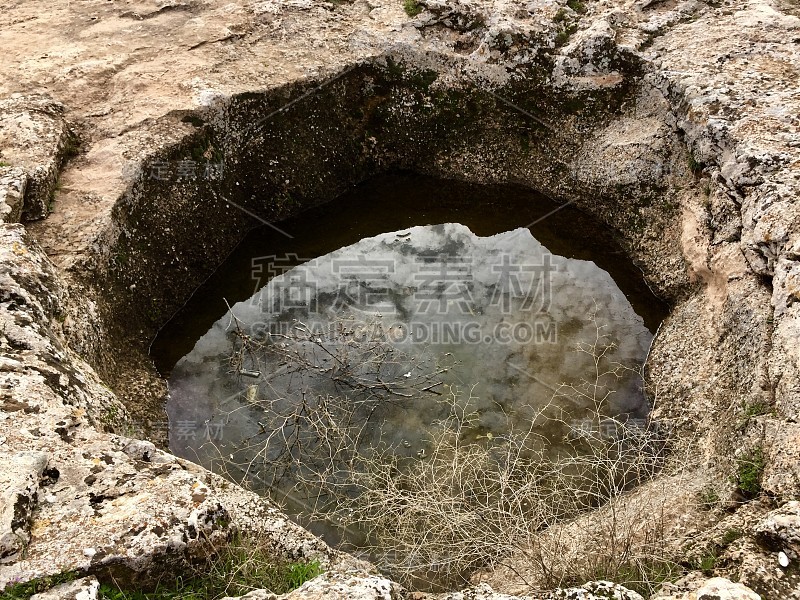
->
2;538;321;600
99;555;322;600
735;446;765;498
698;486;720;510
1;572;81;600
687;152;704;175
566;0;588;14
402;0;423;17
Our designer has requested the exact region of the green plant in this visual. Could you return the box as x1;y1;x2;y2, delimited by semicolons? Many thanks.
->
102;403;121;427
284;562;324;590
1;572;80;600
99;578;205;600
737;400;773;431
735;446;765;498
402;0;423;17
687;152;704;175
695;552;717;576
555;24;578;46
720;528;744;547
566;0;587;14
742;401;771;419
587;559;680;598
97;538;322;599
699;486;720;510
0;161;10;167
62;135;80;159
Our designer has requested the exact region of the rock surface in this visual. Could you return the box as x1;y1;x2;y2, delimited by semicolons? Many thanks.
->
0;0;798;599
0;451;49;562
0;224;358;590
220;579;646;600
0;96;75;221
653;576;761;600
29;576;100;600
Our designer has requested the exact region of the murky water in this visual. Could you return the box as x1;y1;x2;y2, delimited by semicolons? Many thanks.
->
151;173;667;586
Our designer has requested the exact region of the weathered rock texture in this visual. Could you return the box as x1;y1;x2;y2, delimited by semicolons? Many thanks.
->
0;223;356;590
0;0;798;598
0;96;76;221
29;576;99;600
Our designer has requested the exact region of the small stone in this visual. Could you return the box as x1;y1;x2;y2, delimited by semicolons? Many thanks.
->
83;547;96;558
778;550;790;567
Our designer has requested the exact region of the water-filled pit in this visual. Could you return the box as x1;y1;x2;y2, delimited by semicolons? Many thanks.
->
151;172;668;589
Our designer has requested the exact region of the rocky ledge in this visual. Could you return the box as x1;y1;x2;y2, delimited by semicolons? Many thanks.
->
1;0;799;599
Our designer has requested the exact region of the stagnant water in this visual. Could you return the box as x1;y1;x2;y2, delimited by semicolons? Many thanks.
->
151;172;667;587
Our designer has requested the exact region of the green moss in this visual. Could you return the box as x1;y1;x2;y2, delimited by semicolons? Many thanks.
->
379;58;438;90
1;572;81;600
736;446;765;498
402;0;423;17
566;0;588;14
552;1;583;46
742;401;771;419
383;56;406;79
411;69;439;89
112;249;129;268
103;405;117;425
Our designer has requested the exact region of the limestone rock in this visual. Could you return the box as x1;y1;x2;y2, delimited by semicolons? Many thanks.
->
0;451;49;562
0;0;799;599
224;580;645;600
221;574;400;600
30;576;99;600
0;167;26;224
0;96;75;221
754;501;800;561
653;576;761;599
282;573;400;599
760;421;800;501
435;581;644;599
691;578;760;600
0;226;340;589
